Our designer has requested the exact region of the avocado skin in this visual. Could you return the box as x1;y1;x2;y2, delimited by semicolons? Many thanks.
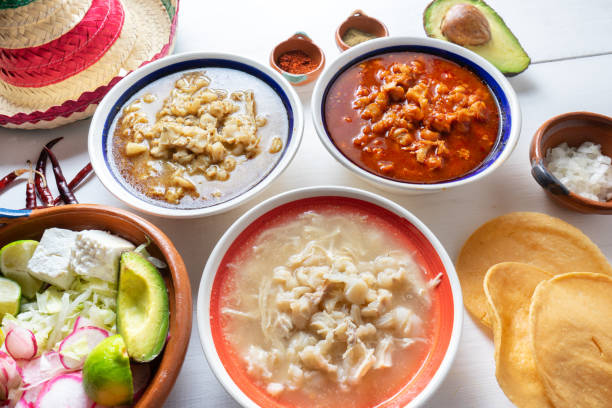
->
117;252;169;363
423;0;530;76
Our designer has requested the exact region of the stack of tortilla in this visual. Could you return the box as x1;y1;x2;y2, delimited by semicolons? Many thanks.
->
456;212;612;408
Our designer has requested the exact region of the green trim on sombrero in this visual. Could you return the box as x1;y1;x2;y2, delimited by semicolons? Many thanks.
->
160;0;175;20
0;0;36;8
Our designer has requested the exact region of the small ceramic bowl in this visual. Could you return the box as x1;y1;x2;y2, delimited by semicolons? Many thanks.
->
89;52;304;218
270;32;325;86
311;36;521;194
336;10;389;51
0;204;192;407
530;111;612;214
197;186;463;408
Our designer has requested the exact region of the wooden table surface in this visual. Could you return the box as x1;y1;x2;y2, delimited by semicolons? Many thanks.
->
1;0;611;406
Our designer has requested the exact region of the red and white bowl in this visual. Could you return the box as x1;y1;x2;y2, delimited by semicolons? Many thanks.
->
197;186;463;407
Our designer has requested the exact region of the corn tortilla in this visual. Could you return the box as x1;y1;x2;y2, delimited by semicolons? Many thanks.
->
529;272;612;408
456;212;612;327
484;262;553;408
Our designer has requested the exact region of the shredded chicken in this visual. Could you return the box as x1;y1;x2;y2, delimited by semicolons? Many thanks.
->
222;212;441;394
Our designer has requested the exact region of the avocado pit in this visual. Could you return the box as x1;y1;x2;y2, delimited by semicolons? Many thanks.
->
441;3;491;46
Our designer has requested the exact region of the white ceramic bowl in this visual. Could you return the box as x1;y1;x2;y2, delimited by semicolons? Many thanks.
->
89;52;304;218
311;36;521;193
197;185;463;408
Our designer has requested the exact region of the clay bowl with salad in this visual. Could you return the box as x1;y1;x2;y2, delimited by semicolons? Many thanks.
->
530;111;612;214
89;52;304;218
197;186;462;408
0;204;192;407
311;36;520;194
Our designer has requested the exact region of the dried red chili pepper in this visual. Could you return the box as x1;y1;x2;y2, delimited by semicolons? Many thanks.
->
0;169;28;194
52;163;93;206
44;147;78;205
35;137;63;206
25;161;37;209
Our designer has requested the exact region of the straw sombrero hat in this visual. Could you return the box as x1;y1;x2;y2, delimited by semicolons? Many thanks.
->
0;0;179;129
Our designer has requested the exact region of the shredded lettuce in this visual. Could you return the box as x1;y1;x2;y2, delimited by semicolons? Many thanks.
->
1;278;117;352
135;238;168;269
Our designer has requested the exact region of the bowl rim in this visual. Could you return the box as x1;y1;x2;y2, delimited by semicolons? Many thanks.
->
529;110;612;212
0;203;192;407
196;185;463;408
89;51;305;219
310;35;521;192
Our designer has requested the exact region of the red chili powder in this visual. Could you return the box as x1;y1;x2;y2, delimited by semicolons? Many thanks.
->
277;50;317;74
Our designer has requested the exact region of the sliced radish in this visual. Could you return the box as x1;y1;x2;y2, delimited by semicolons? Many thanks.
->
5;328;37;361
34;372;93;408
0;382;7;401
18;383;43;407
14;399;31;408
58;327;109;370
0;367;7;385
72;317;94;333
0;352;22;389
21;352;65;389
131;363;151;402
6;386;24;406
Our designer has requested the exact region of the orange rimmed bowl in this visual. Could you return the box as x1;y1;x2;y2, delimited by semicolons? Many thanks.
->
0;204;192;407
197;186;462;408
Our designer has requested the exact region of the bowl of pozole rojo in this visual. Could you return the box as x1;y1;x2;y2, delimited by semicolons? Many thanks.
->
311;36;520;193
197;186;462;408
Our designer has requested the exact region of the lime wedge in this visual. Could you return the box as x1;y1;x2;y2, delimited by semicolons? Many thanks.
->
83;335;133;405
0;240;42;298
0;277;21;317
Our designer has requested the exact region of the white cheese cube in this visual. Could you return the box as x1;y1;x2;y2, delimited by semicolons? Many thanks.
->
27;228;77;290
70;230;135;283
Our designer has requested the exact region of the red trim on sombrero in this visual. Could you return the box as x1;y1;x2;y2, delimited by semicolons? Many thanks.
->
0;0;124;87
0;0;179;126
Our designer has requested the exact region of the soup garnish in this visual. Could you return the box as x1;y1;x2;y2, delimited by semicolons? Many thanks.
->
216;207;442;407
325;52;500;183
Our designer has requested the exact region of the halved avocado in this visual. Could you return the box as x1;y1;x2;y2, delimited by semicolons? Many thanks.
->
424;0;530;76
117;252;169;363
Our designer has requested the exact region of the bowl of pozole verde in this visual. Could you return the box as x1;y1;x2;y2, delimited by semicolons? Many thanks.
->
89;52;304;218
197;186;462;408
311;36;520;193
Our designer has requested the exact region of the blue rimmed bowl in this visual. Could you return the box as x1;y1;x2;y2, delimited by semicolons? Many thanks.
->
311;36;521;194
88;52;304;218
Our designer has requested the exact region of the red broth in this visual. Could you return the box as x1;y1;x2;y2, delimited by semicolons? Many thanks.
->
209;197;455;408
325;52;500;183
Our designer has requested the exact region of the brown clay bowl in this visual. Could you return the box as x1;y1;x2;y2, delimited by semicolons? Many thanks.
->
335;9;388;51
0;204;192;406
270;32;325;86
530;111;612;214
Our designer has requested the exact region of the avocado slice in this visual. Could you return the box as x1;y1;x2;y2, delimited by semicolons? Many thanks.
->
117;252;169;363
424;0;530;76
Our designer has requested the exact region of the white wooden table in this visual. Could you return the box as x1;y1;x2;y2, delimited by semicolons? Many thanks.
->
1;0;612;406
